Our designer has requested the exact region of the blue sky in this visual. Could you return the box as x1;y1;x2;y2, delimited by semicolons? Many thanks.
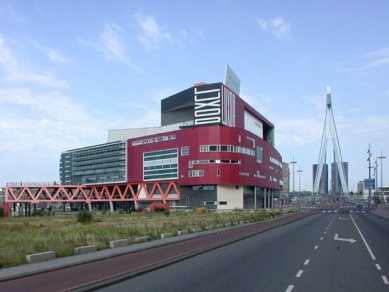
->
1;0;388;191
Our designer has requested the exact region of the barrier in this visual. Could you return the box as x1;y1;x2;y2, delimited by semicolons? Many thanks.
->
109;239;128;248
74;245;97;255
26;251;56;264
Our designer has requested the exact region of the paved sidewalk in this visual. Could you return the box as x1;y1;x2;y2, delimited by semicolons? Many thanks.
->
369;204;389;220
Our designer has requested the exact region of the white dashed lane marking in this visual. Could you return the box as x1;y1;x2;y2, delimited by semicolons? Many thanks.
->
376;264;381;271
382;276;389;285
285;284;294;292
296;270;304;278
304;259;310;266
314;245;319;250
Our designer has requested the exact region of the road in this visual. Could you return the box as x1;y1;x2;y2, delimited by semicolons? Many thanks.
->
95;210;389;292
0;209;388;291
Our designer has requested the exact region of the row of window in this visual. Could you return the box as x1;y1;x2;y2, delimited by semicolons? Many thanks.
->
188;169;274;181
270;156;282;168
200;145;255;156
132;134;176;146
188;159;241;168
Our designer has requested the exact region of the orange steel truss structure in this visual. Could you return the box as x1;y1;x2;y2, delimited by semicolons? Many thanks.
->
3;181;180;216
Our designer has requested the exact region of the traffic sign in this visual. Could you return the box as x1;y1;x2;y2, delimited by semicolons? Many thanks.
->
364;179;375;190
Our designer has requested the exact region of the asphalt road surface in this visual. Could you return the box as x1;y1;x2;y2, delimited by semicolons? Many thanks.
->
95;211;389;292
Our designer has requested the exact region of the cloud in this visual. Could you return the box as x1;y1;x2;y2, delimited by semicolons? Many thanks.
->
0;88;108;153
79;22;142;72
116;101;148;109
257;17;291;39
47;50;69;64
151;87;178;103
27;38;70;64
0;36;67;87
351;114;389;138
276;117;323;146
135;12;173;50
359;47;389;70
0;2;24;22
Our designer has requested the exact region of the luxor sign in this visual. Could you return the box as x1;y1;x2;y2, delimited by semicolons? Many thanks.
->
194;85;222;126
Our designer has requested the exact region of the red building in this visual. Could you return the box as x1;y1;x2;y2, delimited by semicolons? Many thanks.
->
107;82;283;209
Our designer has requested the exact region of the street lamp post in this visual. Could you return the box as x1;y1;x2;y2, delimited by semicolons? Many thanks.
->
378;150;386;199
367;144;372;202
374;157;378;194
290;156;297;196
297;167;303;199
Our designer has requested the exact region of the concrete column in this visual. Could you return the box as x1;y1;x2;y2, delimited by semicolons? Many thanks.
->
88;203;92;212
109;201;114;212
264;188;267;209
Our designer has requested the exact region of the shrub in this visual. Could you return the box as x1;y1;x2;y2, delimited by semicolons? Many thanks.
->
77;210;93;224
194;207;206;215
0;206;3;217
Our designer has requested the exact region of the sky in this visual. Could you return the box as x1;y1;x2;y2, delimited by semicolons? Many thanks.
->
0;0;389;192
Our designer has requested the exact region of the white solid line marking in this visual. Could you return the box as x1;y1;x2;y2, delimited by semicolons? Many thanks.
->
285;285;294;292
376;264;382;270
304;259;310;266
350;214;376;260
314;245;319;250
296;270;304;278
382;275;389;285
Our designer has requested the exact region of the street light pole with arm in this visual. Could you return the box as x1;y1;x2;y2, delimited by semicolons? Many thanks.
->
298;167;303;202
290;156;297;196
378;150;386;198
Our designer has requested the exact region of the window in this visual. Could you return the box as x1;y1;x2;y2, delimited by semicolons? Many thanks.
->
189;170;204;177
256;146;263;163
143;149;178;180
209;145;218;151
181;146;189;156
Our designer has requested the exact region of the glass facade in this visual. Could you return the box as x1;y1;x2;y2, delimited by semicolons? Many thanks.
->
143;148;178;181
59;141;126;184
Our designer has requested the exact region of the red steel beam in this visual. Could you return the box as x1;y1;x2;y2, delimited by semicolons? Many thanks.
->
4;181;180;204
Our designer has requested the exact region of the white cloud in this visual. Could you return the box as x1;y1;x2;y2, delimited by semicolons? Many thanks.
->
359;47;389;70
135;12;173;50
276;117;323;146
47;50;69;64
27;38;70;65
0;2;24;22
0;36;67;87
79;22;142;72
257;17;291;39
0;88;107;153
151;87;177;103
